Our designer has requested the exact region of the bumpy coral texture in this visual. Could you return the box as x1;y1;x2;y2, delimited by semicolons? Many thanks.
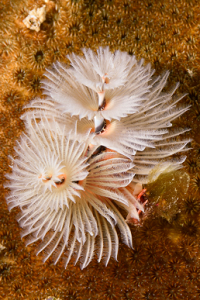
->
5;47;189;268
1;0;200;299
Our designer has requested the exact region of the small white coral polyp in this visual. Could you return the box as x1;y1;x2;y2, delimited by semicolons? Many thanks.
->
6;47;190;268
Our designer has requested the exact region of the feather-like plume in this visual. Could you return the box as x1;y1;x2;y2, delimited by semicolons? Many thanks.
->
5;118;137;267
41;48;153;121
5;118;89;210
67;47;138;91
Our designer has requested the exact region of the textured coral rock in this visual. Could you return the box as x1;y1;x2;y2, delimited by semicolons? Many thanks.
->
1;0;200;299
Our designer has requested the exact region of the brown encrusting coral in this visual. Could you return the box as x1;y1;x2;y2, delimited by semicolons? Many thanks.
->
1;0;200;299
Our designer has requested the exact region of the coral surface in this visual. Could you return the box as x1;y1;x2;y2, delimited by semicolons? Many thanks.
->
1;0;200;299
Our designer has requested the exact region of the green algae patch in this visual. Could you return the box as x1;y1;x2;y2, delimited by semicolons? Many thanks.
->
146;169;190;222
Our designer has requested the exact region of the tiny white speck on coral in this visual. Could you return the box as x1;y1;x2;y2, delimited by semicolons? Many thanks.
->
23;6;47;32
